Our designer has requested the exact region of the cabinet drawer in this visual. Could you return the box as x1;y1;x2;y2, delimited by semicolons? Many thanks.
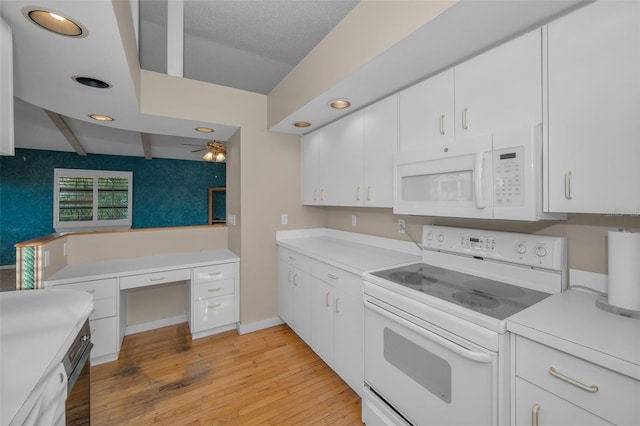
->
51;278;117;300
516;336;639;425
193;294;235;332
119;268;190;290
279;248;311;272
193;263;235;284
90;297;116;320
90;316;117;359
312;261;362;298
193;279;234;300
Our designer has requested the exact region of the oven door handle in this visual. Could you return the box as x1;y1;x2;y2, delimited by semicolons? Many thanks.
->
365;298;494;364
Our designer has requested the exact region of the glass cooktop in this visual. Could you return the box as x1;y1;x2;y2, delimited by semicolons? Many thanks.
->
371;262;551;320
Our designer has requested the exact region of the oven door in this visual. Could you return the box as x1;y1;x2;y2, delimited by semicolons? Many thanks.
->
363;296;498;426
393;134;493;219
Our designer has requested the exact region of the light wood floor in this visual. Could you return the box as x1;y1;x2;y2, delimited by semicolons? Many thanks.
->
91;323;363;425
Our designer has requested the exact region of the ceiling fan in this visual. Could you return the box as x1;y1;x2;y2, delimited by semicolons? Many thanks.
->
182;141;226;162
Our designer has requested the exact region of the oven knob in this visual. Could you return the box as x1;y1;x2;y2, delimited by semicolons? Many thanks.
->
437;234;445;243
426;233;434;241
535;246;547;257
515;243;527;254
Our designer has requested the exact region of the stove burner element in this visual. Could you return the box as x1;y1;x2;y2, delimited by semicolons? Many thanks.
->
388;271;438;286
465;280;526;298
452;291;500;309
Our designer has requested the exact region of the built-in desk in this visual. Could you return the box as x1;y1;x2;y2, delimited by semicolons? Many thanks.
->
44;249;239;365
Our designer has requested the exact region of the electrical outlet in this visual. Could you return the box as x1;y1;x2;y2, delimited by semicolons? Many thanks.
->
227;214;236;226
398;219;406;234
281;214;288;225
351;215;357;227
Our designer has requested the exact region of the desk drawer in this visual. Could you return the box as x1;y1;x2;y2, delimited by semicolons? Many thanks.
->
193;263;235;284
279;248;311;272
193;279;235;300
312;261;361;298
193;294;235;332
52;278;117;300
90;297;116;320
119;268;190;289
516;336;639;425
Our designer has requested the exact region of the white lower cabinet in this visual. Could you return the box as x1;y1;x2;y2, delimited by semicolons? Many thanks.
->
311;260;363;397
90;316;118;359
277;248;312;345
512;336;639;426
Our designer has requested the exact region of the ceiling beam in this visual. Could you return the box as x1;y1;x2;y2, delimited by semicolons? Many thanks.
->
140;133;152;160
167;0;184;77
43;109;87;156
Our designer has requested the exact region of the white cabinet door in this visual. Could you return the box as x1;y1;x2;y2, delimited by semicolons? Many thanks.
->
335;111;365;206
454;28;542;140
363;95;397;207
333;290;363;396
301;131;321;205
292;268;312;345
277;260;294;325
547;0;640;214
311;278;334;366
515;378;613;426
399;69;454;151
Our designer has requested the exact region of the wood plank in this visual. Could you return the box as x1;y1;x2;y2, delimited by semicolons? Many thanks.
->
91;323;363;425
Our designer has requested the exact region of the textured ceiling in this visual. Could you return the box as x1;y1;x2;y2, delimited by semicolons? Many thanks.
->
139;0;359;94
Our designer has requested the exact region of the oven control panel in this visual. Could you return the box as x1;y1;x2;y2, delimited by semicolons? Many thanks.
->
422;225;566;270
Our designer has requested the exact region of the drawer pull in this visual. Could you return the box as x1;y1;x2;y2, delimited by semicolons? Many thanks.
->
548;366;599;393
149;276;165;282
207;288;221;292
532;403;540;426
207;272;222;276
327;273;339;280
335;297;340;314
462;107;469;130
564;171;572;200
439;114;445;135
287;270;292;283
367;186;371;201
208;303;222;309
293;273;298;287
288;255;296;262
325;291;330;307
86;289;96;294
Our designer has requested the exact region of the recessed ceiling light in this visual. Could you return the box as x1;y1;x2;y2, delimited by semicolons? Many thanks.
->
293;121;311;128
329;99;351;109
195;127;214;133
72;76;111;89
24;8;86;37
89;114;114;122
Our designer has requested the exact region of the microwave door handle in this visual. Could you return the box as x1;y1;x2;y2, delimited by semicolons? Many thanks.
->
474;151;486;209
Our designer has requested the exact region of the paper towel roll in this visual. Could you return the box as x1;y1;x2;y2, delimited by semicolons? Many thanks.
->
608;229;640;311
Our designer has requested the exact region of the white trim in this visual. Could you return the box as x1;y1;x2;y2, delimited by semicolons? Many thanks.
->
236;316;284;335
0;265;16;270
191;323;237;340
124;314;187;336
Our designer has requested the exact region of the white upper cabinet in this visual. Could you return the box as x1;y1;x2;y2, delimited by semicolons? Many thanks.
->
546;0;640;214
398;28;542;150
301;130;321;205
335;110;365;206
363;95;398;207
399;70;454;151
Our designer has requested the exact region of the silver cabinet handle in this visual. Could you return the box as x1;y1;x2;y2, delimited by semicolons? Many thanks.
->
564;171;572;200
149;276;165;281
293;273;298;286
439;114;445;135
287;270;292;283
313;189;317;201
549;366;598;393
327;273;339;280
462;107;469;130
208;303;222;309
325;291;330;307
335;297;340;313
356;186;361;201
532;403;541;426
320;189;324;201
207;271;222;276
207;288;221;292
367;186;371;201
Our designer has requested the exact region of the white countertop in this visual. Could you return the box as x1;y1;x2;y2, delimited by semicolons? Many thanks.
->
508;288;640;380
1;289;94;425
46;249;239;284
276;228;421;274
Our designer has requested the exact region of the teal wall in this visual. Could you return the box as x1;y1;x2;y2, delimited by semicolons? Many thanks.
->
0;149;225;266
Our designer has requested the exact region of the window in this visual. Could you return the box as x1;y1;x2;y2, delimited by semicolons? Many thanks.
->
54;168;132;232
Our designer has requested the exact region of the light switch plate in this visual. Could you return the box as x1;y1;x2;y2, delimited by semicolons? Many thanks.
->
281;214;288;225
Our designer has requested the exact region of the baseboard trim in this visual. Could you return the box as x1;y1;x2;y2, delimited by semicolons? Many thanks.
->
125;314;188;336
237;316;284;335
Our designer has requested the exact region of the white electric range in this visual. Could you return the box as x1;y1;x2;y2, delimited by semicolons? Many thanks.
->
362;225;567;426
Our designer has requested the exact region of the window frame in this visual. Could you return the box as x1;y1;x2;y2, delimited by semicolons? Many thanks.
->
53;168;133;232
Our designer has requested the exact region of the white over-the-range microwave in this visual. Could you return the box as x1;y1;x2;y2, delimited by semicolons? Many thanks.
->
393;124;567;221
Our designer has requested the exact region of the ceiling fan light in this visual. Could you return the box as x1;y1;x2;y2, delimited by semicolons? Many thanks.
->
215;152;226;162
203;151;215;162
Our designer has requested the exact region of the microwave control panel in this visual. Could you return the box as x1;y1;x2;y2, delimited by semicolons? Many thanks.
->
493;147;524;206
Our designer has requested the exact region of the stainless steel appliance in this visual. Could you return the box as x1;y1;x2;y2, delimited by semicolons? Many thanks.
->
362;225;567;425
393;125;566;221
63;319;92;425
